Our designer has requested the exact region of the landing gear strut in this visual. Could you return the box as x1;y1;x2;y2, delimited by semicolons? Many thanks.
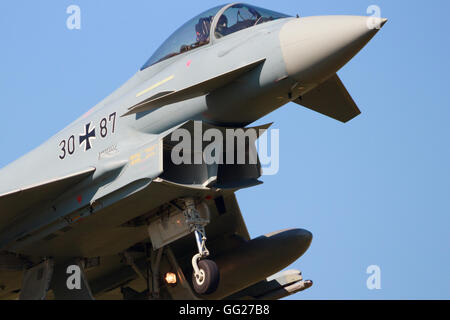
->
183;198;219;295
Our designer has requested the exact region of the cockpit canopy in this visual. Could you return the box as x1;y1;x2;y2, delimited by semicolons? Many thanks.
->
214;3;290;39
141;3;290;70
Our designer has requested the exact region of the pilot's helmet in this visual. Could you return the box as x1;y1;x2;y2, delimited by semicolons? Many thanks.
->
218;14;228;28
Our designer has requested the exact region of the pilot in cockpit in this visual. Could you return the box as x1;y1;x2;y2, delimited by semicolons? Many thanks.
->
195;16;214;44
196;15;229;44
215;15;229;38
141;4;290;69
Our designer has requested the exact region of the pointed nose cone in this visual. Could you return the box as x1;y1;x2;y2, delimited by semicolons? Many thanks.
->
280;16;387;83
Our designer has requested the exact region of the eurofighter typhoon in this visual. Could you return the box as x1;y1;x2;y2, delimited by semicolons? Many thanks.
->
0;3;386;299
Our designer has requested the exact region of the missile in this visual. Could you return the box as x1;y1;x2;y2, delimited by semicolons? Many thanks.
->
204;228;312;299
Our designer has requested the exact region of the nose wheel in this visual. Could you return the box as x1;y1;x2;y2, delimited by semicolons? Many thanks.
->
183;198;220;295
192;259;220;295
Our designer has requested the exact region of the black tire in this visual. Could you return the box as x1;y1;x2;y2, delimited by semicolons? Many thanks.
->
192;259;220;295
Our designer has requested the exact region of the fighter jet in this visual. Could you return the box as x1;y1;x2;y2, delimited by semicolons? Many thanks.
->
0;3;386;300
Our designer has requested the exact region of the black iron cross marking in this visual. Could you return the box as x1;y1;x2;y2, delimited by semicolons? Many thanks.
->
79;123;96;151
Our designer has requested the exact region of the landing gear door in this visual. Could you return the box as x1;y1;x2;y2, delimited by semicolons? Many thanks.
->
148;210;191;250
19;260;54;300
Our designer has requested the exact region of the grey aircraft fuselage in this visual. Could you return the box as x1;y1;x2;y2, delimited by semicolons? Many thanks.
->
0;3;386;300
0;15;385;194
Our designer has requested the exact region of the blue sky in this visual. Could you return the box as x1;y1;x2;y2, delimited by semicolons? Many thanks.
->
0;1;449;299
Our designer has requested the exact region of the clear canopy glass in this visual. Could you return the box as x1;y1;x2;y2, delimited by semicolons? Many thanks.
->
141;5;223;70
214;4;290;39
140;4;290;70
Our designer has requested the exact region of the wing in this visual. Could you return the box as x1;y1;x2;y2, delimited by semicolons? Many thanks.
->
87;192;251;300
0;167;95;228
0;191;251;300
294;74;361;123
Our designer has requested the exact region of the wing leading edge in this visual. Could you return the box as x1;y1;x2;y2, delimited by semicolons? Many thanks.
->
0;167;95;228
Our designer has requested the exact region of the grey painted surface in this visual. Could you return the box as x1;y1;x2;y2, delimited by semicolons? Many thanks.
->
0;3;386;299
